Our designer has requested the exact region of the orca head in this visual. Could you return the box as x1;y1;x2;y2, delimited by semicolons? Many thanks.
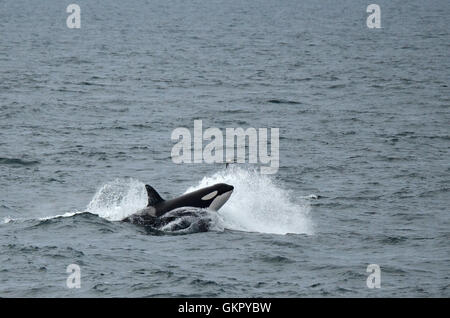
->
200;183;234;211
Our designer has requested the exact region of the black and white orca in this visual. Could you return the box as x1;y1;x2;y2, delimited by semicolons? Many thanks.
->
122;183;234;226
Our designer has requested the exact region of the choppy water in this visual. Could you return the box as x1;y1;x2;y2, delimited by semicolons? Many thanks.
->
0;0;449;297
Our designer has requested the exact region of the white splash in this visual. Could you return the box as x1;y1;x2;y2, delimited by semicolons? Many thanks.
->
38;211;86;221
72;168;314;235
186;167;314;235
2;212;82;224
2;217;13;224
86;178;147;221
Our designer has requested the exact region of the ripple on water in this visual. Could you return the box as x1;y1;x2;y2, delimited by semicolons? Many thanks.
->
0;157;40;167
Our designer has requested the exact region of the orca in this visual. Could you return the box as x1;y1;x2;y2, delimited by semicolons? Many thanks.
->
122;183;234;226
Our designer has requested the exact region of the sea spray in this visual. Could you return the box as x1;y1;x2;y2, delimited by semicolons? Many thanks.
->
86;178;147;221
186;167;314;235
85;168;314;234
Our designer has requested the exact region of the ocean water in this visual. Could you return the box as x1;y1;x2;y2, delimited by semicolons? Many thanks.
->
0;0;449;297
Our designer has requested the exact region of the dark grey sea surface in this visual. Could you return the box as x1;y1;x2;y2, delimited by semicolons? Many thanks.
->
0;0;449;297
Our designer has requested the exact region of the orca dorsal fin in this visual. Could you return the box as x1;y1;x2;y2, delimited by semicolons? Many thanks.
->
145;185;164;207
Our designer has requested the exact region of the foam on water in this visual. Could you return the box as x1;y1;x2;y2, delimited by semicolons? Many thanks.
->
2;211;86;224
2;217;13;224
